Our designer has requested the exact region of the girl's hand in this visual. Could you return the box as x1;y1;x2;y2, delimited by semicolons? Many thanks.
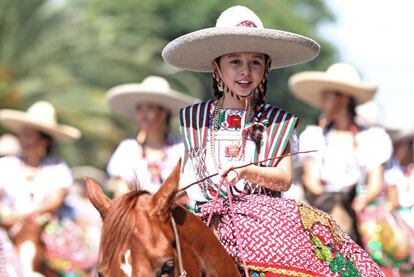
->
219;162;246;186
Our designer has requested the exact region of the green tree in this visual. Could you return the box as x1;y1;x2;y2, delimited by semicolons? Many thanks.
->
71;0;337;129
1;0;337;168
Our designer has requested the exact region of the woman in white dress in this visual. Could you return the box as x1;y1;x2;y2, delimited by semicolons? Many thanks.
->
289;63;393;246
0;101;81;276
106;76;197;197
384;129;414;275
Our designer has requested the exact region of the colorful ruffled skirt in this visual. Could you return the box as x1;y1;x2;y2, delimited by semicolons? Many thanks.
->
42;218;98;276
200;195;384;277
358;204;414;275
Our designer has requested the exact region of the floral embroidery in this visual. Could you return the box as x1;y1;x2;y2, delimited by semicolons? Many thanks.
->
299;203;360;276
246;265;316;277
226;114;242;129
309;234;359;277
311;234;333;262
329;252;359;277
299;204;343;244
224;145;241;157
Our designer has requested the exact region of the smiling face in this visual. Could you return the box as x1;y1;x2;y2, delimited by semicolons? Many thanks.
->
218;52;266;101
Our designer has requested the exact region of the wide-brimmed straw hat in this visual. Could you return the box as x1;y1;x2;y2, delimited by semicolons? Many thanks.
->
0;134;21;156
107;75;198;119
0;101;81;142
387;127;414;143
289;63;377;109
162;5;320;72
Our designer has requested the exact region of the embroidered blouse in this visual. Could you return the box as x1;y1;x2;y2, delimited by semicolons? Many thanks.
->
180;100;298;202
107;137;183;193
0;155;72;216
385;159;414;208
299;125;392;193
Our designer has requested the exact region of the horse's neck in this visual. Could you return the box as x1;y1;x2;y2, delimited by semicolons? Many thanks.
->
11;222;44;274
172;206;241;276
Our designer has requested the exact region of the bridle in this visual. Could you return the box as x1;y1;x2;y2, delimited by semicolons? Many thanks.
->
96;216;187;277
170;216;187;277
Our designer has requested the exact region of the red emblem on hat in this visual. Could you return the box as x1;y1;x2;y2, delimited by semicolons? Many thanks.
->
237;20;257;28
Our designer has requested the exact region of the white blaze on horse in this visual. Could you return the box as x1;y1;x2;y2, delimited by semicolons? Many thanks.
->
86;161;240;277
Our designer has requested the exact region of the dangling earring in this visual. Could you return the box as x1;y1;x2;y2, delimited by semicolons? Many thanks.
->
217;80;224;92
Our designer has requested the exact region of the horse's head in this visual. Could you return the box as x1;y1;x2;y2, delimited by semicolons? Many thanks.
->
86;160;181;277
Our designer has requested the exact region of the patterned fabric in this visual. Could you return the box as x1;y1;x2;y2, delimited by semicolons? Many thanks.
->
200;196;384;276
107;136;183;193
42;219;98;274
180;100;297;201
181;100;382;276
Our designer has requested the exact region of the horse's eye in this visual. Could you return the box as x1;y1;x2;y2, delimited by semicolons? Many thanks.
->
160;259;174;276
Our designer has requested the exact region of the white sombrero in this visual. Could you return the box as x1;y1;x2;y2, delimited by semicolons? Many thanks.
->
107;75;198;119
387;127;414;143
162;5;320;72
289;63;377;109
0;134;21;156
0;101;81;142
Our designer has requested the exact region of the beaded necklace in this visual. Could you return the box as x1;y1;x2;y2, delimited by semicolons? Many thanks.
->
210;96;255;170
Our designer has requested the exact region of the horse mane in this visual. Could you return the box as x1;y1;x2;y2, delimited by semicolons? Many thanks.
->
98;190;148;273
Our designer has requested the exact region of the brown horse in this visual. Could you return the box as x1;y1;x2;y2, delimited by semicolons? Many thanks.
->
8;216;58;277
86;161;241;277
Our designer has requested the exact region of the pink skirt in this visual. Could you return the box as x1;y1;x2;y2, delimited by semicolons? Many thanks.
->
200;195;383;277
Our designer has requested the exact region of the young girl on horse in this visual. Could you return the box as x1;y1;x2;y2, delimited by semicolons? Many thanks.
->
289;63;393;246
163;5;384;276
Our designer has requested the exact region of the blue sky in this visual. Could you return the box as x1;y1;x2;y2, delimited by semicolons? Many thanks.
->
320;0;414;128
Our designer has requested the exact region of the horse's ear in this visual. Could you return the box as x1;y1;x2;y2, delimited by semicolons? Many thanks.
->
151;159;181;218
85;177;112;218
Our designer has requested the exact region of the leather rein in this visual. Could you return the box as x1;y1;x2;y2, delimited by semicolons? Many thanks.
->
171;150;315;276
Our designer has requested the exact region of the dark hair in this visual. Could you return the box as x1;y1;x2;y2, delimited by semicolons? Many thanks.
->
212;57;223;100
39;131;54;156
164;110;172;140
323;92;359;134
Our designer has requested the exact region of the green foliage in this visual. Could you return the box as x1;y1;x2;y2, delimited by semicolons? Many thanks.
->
0;0;337;168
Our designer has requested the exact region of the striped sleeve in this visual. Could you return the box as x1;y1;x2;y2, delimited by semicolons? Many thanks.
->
262;106;298;167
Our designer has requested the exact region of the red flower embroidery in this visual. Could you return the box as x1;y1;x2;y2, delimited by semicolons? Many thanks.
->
237;20;257;28
226;114;242;129
224;145;240;157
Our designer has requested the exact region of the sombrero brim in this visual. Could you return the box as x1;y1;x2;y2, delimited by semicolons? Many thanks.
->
0;110;81;142
289;72;377;109
107;85;198;119
162;27;320;72
388;129;414;142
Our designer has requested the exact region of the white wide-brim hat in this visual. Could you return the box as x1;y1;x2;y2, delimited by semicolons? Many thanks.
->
0;134;21;156
107;75;198;119
387;127;414;143
289;63;377;109
0;101;81;142
162;5;320;72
